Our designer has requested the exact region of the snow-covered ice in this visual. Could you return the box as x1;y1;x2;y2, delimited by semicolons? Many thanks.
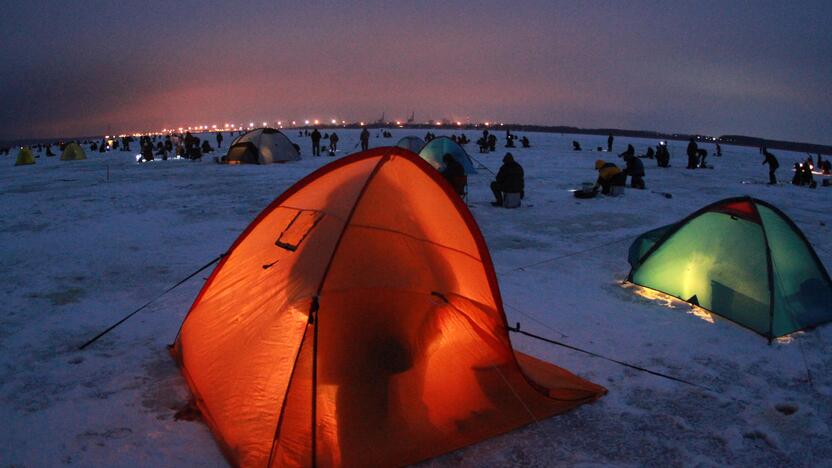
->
1;129;830;466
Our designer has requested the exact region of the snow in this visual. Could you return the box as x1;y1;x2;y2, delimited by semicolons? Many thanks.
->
1;129;830;466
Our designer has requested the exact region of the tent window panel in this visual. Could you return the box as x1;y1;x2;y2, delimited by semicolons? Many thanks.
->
758;206;832;336
276;210;321;251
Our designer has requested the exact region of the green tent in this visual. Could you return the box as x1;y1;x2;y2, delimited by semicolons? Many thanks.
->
628;197;832;339
418;137;477;175
15;147;35;166
60;142;87;161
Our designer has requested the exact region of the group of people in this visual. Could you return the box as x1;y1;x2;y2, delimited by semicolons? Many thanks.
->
135;131;223;162
686;138;712;169
438;151;525;208
310;128;341;156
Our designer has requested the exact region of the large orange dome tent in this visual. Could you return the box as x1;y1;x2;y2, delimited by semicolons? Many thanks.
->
173;147;604;466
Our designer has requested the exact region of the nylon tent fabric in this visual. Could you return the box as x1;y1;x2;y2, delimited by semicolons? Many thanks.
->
395;135;425;154
60;142;87;161
173;147;605;467
419;136;477;175
226;128;300;164
15;147;35;166
628;197;832;339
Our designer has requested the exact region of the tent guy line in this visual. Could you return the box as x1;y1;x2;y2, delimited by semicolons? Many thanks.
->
77;253;225;350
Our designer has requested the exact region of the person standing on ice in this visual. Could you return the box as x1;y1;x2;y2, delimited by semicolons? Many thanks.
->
360;127;370;151
490;153;525;207
607;134;614;152
715;142;722;157
762;147;779;184
311;128;322;156
215;132;223;148
686;138;699;169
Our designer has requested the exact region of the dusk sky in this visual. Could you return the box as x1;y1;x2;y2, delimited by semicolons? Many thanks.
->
2;0;830;143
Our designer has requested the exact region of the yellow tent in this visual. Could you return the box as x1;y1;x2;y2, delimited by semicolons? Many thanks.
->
15;147;35;166
60;142;87;161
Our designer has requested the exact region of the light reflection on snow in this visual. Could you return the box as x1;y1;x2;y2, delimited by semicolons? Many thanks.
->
621;282;715;324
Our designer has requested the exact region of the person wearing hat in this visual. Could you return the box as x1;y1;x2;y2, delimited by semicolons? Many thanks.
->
594;159;626;194
490;153;524;207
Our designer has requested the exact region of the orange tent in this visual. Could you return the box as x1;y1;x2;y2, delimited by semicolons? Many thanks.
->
173;147;605;467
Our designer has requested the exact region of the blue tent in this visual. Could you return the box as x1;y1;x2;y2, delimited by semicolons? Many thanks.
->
419;137;477;175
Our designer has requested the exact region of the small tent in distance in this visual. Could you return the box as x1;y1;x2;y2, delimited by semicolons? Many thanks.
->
395;135;425;154
60;142;87;161
628;196;832;339
419;136;477;174
224;128;300;164
15;147;35;166
174;147;604;467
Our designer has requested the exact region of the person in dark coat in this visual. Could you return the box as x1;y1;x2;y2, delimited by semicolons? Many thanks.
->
715;142;722;157
762;147;779;184
622;154;646;189
572;141;582;151
686;138;698;169
607;134;614;152
490;153;524;206
140;140;154;162
360;128;370;151
619;144;635;159
311;128;322;156
440;154;466;197
216;132;224;147
488;134;497;152
792;163;802;185
521;136;530;148
697;149;708;168
329;132;339;154
644;147;655;159
656;142;670;167
201;140;213;154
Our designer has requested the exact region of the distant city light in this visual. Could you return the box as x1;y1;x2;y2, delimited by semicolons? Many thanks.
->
331;119;337;124
304;120;310;125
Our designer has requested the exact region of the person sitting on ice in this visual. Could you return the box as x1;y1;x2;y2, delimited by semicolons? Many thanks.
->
572;140;582;151
328;132;339;155
792;163;802;185
478;136;489;153
46;145;55;156
521;136;530;148
440;154;466;197
593;160;627;195
686;138;699;169
656;142;670;167
140;141;154;162
490;153;525;207
697;149;708;168
644;147;655;159
622;153;646;189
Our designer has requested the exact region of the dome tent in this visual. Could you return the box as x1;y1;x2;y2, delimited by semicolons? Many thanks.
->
419;136;477;175
395;135;425;153
60;142;86;161
173;147;604;467
628;196;832;339
225;128;300;164
15;147;35;166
